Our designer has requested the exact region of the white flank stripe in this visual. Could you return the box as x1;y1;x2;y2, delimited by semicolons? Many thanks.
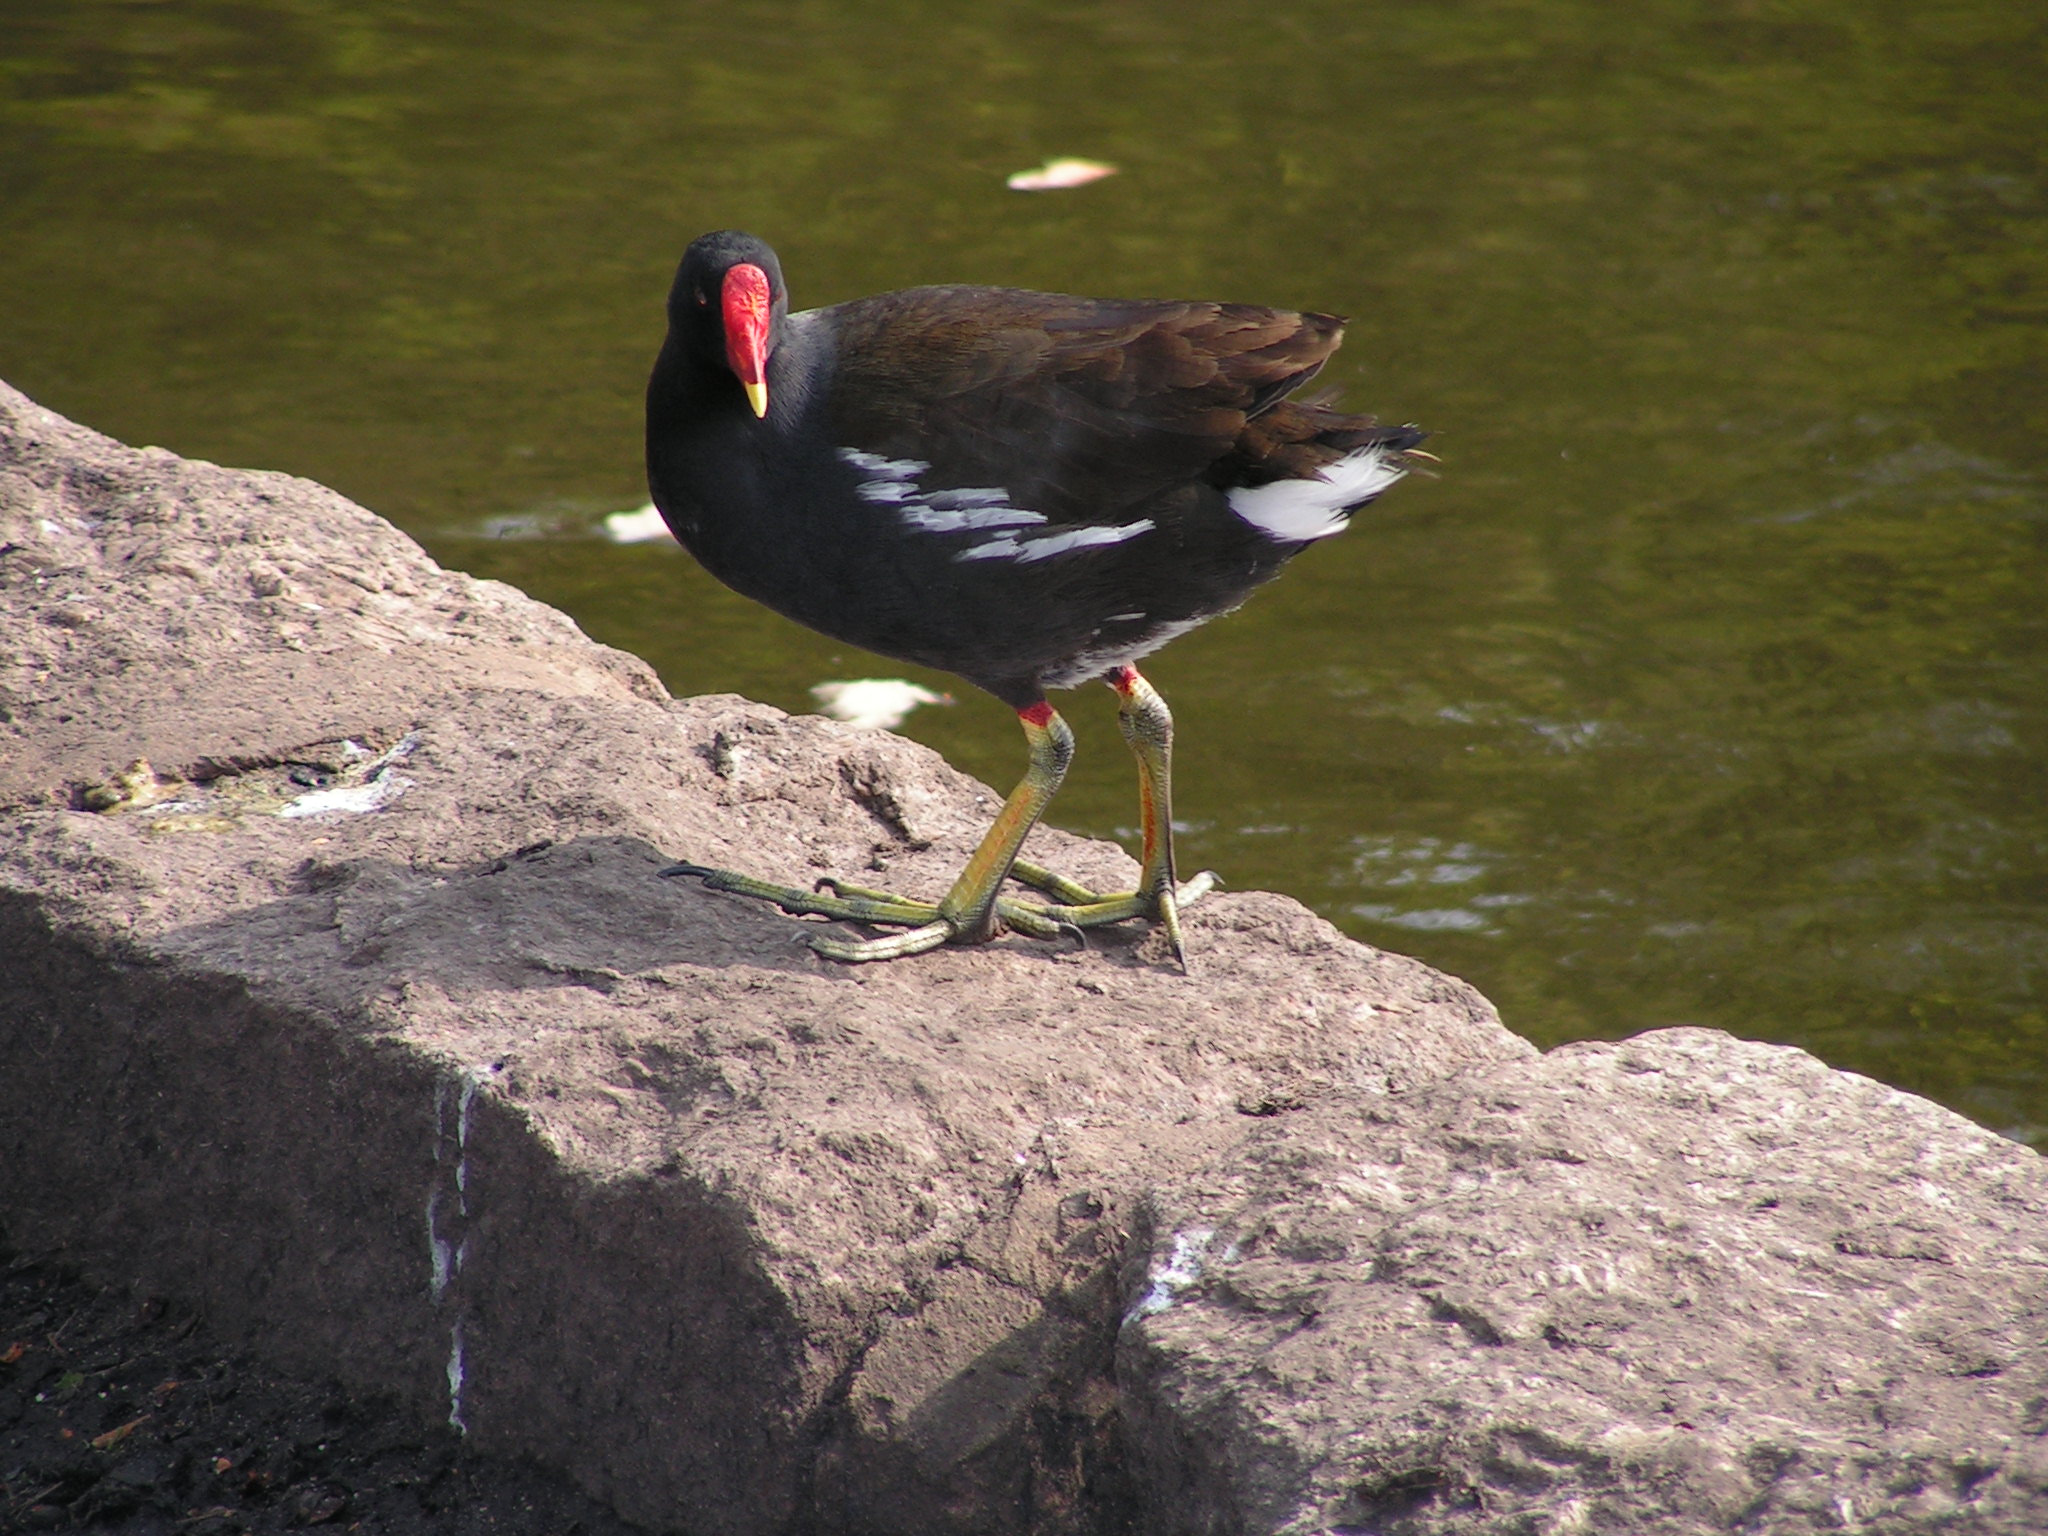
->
855;480;915;505
836;446;1057;535
923;487;1012;509
840;449;930;478
901;504;1045;533
957;519;1155;563
839;448;931;505
1226;446;1407;543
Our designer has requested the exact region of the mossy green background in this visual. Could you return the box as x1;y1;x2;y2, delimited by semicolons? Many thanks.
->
4;0;2043;1139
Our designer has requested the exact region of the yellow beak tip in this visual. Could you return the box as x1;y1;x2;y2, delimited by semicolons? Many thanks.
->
744;381;770;419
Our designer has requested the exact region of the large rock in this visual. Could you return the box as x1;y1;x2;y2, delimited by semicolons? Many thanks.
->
16;380;2039;1536
0;380;1528;1535
1119;1028;2048;1533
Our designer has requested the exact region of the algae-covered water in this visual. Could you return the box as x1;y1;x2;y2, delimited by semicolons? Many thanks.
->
4;0;2043;1141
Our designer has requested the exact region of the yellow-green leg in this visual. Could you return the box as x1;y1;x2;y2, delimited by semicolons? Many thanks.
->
663;702;1078;961
662;678;1212;966
1007;666;1214;970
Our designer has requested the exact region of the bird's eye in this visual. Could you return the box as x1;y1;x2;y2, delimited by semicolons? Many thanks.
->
693;287;709;308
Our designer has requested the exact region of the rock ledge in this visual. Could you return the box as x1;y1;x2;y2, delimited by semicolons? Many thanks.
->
0;381;1520;1534
5;380;2043;1535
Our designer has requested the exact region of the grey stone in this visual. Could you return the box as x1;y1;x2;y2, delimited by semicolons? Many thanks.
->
0;378;1528;1536
1119;1028;2048;1534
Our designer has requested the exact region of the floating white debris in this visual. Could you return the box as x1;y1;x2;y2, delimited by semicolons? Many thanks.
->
811;678;952;731
602;503;674;543
1007;157;1118;192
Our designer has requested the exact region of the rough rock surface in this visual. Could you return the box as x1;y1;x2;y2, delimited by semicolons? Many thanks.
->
0;379;1529;1535
1119;1029;2048;1534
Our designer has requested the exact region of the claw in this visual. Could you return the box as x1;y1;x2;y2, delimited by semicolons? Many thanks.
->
996;900;1068;941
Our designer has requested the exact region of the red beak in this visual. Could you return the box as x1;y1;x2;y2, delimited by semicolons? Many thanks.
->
721;263;772;419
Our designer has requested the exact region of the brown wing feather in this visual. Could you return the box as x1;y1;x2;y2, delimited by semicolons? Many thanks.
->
820;286;1344;524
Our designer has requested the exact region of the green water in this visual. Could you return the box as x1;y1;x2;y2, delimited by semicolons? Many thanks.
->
4;1;2043;1142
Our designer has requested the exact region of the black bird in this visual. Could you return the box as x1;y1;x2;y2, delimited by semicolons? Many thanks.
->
649;230;1426;967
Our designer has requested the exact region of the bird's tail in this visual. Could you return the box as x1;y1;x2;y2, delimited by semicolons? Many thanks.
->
1216;397;1432;488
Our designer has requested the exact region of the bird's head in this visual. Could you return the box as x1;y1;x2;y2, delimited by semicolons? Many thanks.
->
670;230;787;420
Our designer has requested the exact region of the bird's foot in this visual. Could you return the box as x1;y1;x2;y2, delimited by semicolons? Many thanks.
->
1005;858;1219;972
660;859;1211;966
659;862;1083;963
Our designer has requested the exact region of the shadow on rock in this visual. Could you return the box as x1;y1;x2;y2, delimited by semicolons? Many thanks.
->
159;835;844;1003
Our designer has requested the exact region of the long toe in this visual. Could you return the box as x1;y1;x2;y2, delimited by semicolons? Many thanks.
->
807;919;957;963
663;859;945;927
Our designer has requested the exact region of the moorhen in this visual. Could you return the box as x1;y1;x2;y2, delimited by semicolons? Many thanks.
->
649;230;1426;967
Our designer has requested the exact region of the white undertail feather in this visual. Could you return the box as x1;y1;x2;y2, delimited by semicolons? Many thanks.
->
1224;445;1408;543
